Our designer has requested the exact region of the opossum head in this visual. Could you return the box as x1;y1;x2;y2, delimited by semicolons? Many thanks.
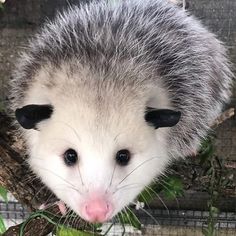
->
15;67;180;223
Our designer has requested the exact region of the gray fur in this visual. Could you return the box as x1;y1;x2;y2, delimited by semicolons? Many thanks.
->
10;0;234;158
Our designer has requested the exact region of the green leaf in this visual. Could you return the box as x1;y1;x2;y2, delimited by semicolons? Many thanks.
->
118;210;141;230
56;227;96;236
138;186;156;204
210;206;219;215
198;136;215;165
161;176;184;200
199;144;214;165
0;187;7;203
137;181;163;204
0;215;6;234
202;227;209;236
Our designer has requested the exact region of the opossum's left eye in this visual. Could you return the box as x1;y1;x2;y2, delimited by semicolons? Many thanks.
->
116;149;131;166
64;149;78;166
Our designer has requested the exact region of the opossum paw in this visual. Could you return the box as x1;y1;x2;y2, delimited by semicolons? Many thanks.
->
38;201;67;216
57;200;67;216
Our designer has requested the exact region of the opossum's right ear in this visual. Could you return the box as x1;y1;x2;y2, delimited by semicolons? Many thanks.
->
145;108;181;129
15;104;53;130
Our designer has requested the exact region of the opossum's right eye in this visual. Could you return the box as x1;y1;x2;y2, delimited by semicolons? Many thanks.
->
116;149;131;166
64;149;78;166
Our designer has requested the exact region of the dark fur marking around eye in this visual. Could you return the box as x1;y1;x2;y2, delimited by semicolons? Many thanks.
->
15;104;53;130
145;107;181;129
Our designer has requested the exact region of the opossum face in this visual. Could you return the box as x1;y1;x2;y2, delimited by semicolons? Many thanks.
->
16;81;180;223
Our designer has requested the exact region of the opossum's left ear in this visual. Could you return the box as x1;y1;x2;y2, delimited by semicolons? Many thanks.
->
145;108;181;129
15;104;53;130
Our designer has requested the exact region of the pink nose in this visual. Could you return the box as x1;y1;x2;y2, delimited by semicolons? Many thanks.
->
84;198;112;222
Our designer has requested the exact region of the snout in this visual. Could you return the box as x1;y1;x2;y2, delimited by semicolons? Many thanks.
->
81;195;114;223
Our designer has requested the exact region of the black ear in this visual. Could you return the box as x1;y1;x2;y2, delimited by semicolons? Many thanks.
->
145;108;181;129
15;104;53;129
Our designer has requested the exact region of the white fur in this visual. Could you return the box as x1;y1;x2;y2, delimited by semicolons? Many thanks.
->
10;0;233;221
26;65;170;218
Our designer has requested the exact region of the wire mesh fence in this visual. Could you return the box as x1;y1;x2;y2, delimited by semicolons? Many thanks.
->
0;201;29;229
0;200;235;235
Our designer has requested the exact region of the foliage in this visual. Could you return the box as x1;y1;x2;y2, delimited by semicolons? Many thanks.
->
0;186;8;203
199;135;224;236
161;176;184;200
0;186;7;235
56;227;96;236
0;215;7;235
118;209;141;230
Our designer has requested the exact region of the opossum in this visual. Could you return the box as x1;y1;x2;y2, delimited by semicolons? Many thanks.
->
10;0;233;223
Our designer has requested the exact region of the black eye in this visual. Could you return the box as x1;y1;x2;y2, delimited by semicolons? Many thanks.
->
116;149;131;166
64;149;78;166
